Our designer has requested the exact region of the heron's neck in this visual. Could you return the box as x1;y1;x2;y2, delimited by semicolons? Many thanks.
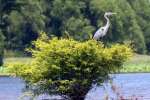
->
104;15;110;28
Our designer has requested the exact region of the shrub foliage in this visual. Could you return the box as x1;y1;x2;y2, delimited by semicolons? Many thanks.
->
12;33;132;100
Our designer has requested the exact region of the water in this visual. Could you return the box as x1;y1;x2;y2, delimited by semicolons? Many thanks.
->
87;73;150;100
1;73;150;100
0;76;25;100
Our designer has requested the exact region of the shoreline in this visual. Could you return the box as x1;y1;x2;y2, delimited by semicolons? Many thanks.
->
1;72;150;77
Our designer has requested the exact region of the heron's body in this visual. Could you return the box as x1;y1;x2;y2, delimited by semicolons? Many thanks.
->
93;27;106;40
93;12;116;40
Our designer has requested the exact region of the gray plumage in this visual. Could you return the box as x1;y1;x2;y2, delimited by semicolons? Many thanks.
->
93;12;116;40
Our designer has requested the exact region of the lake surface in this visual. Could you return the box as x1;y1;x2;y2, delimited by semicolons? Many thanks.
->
0;76;25;100
87;73;150;100
1;73;150;100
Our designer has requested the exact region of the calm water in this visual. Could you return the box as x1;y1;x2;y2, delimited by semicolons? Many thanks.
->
1;73;150;100
0;76;25;100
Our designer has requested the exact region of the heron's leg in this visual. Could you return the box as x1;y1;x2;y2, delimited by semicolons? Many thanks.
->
98;37;103;42
101;37;105;42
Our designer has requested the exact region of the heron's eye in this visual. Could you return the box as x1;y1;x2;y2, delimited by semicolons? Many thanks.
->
101;28;104;31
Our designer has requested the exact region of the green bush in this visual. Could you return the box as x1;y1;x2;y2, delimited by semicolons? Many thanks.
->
6;62;32;78
12;33;132;100
3;57;32;76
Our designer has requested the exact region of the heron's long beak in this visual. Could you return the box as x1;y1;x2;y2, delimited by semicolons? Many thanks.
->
111;13;117;15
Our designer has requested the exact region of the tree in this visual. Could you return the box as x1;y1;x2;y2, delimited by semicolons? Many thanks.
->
0;0;18;64
10;33;132;100
45;0;95;39
0;0;45;50
0;30;5;66
5;0;45;50
127;0;150;53
0;0;149;54
0;0;21;49
89;0;146;53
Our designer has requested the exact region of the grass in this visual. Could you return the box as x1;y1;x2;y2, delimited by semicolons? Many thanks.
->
4;57;32;65
4;50;27;58
121;54;150;73
0;67;8;75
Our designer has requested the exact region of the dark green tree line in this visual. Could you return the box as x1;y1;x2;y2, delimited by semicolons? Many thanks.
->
0;0;150;54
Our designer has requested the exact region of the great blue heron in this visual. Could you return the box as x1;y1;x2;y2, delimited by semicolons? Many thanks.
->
93;12;116;40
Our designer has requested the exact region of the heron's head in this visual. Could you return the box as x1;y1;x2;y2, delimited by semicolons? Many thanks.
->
104;12;117;17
